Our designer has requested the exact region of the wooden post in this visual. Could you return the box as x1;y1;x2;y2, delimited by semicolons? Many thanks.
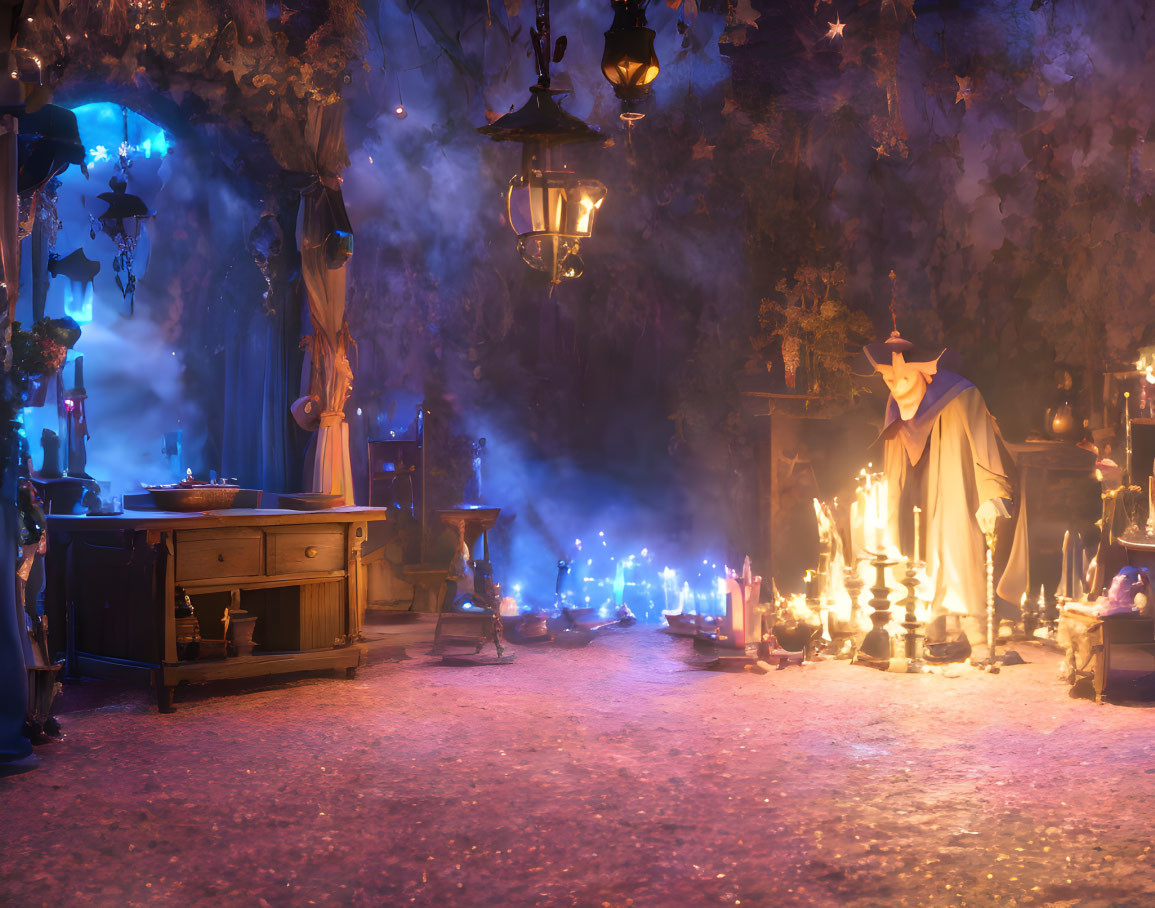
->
347;520;367;641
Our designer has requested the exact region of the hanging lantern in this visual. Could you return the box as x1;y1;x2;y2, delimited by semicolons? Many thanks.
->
478;1;607;285
94;174;153;314
601;0;659;105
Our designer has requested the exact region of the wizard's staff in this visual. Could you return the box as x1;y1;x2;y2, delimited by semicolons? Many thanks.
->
985;529;997;666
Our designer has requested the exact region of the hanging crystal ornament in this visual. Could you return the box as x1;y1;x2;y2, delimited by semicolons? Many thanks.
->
90;107;153;316
36;178;61;248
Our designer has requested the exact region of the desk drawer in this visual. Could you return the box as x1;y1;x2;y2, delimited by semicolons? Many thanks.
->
266;525;346;575
176;529;262;581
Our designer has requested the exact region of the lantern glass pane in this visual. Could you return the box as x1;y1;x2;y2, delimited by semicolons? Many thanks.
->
508;173;606;239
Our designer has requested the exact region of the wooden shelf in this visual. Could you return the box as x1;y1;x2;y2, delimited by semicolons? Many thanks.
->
161;645;365;684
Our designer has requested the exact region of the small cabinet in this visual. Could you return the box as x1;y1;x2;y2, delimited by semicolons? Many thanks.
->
47;508;385;712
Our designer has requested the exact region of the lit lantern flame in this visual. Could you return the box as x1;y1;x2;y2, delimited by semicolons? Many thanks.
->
506;165;606;282
601;0;660;106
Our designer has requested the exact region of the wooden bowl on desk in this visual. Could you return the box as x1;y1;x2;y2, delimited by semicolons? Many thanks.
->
147;484;243;511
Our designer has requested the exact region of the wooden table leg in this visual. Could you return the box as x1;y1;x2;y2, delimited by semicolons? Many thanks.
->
155;676;174;713
1093;639;1107;704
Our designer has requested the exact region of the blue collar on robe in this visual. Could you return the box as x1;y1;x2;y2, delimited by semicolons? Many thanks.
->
881;371;974;466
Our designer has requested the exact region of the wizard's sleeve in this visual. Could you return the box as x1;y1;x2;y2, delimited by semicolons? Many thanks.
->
958;387;1013;504
959;386;1029;602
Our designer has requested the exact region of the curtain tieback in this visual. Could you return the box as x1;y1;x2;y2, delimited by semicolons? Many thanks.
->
318;409;345;429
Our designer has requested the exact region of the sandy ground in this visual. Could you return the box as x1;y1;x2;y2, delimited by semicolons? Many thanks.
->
2;614;1154;908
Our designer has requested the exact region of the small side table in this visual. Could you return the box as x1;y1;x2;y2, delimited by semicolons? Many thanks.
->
1061;609;1155;703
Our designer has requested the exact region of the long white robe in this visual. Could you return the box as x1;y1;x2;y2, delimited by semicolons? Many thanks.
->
882;375;1026;618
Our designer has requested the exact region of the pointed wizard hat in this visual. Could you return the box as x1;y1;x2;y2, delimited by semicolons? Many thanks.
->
863;330;946;378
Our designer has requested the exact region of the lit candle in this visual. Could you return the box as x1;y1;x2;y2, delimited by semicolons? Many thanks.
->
913;506;921;564
1125;391;1133;486
875;476;886;554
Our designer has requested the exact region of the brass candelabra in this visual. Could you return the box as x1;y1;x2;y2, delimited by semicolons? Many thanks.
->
861;550;897;660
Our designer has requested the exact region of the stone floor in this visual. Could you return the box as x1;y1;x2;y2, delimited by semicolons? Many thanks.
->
2;614;1154;907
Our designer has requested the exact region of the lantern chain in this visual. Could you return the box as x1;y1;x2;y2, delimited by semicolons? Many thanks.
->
532;0;551;87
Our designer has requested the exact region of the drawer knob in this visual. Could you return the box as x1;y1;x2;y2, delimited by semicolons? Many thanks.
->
305;546;319;559
218;554;225;562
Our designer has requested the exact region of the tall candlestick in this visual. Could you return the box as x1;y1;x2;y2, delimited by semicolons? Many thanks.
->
861;550;897;660
899;557;924;672
913;505;921;564
1060;530;1071;600
874;475;885;554
1125;391;1133;487
1148;472;1155;535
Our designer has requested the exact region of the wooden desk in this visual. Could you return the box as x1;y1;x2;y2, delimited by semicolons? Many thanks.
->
46;507;387;711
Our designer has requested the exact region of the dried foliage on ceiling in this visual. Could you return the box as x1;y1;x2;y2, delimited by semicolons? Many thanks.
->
20;0;363;171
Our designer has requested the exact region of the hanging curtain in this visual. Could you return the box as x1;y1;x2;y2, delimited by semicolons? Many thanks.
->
293;101;356;505
0;110;17;329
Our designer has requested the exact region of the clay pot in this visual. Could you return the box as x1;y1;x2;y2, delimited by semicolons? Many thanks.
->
228;613;259;658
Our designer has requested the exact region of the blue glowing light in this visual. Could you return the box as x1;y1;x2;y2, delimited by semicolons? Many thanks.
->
74;103;172;165
612;561;626;606
64;282;93;326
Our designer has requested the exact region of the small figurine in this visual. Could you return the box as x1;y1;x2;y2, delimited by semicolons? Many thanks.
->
64;356;90;478
466;437;487;504
1094;567;1150;617
38;429;61;479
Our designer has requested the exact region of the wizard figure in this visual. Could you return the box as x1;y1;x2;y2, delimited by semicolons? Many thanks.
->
864;331;1028;656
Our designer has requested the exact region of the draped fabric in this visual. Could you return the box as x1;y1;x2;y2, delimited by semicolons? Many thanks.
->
0;113;18;328
221;257;303;493
295;101;356;505
0;80;27;764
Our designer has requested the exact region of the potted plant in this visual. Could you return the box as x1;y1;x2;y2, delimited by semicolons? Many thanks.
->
753;263;873;408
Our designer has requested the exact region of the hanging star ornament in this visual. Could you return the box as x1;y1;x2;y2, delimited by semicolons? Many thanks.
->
825;16;846;40
955;75;974;107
